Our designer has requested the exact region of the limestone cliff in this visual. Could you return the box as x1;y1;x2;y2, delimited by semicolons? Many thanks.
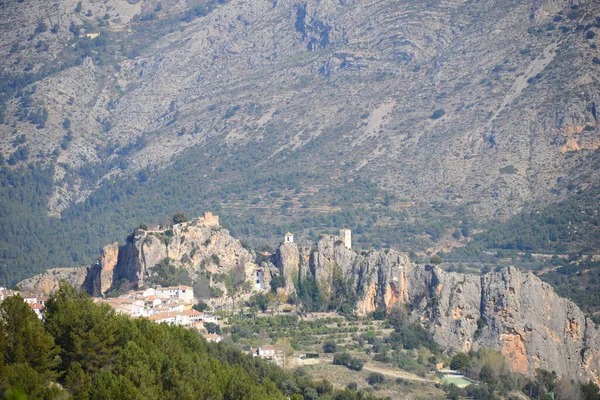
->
18;215;263;298
273;235;600;384
16;267;91;294
275;235;411;314
16;230;600;383
89;216;261;296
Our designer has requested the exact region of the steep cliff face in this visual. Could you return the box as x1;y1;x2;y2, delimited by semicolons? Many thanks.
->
275;235;600;383
88;218;260;295
276;235;412;314
411;266;600;384
18;216;261;297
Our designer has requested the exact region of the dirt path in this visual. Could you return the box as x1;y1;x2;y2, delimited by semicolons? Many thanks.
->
363;364;439;383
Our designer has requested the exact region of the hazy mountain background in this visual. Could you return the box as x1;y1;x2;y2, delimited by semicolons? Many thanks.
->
0;0;599;287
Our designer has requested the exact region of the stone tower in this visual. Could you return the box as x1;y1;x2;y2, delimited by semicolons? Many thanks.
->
339;229;351;249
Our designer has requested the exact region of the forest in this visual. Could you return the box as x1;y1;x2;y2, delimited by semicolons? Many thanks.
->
0;283;382;400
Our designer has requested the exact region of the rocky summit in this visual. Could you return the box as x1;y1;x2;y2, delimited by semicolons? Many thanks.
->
18;218;600;385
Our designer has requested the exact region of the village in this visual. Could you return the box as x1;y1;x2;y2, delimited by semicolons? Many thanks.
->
0;214;477;393
0;282;294;366
0;213;362;370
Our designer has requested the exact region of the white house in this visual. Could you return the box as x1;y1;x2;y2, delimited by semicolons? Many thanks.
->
183;309;204;324
258;345;276;359
201;313;217;323
28;303;44;319
154;285;194;302
203;333;222;343
254;269;266;290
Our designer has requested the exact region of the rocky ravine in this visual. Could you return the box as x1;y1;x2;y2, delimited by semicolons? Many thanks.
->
19;227;600;384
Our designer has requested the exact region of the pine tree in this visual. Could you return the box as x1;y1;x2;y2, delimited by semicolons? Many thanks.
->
0;295;59;378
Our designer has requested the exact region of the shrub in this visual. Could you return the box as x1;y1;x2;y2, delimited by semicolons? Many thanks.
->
499;165;517;174
333;352;364;371
367;372;385;386
450;352;471;372
171;211;188;224
430;255;442;265
322;341;338;353
430;109;446;119
373;353;391;363
204;322;221;334
593;57;600;65
372;308;387;320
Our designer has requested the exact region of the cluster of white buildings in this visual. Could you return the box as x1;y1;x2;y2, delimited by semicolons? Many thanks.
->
0;285;221;342
98;285;218;331
0;287;47;319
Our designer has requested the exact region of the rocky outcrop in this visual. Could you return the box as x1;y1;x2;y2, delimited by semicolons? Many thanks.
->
17;229;600;384
89;242;120;297
416;266;600;385
18;215;261;298
278;235;412;314
274;243;300;293
17;267;90;294
274;235;600;384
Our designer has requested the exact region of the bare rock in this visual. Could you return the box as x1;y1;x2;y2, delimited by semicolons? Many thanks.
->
17;267;90;294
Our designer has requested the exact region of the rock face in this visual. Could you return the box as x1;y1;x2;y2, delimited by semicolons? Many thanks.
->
274;235;600;384
16;267;90;294
89;216;260;295
275;235;412;315
89;242;120;297
1;0;599;223
17;230;600;383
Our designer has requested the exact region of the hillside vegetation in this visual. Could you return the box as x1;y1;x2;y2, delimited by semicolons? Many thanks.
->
0;283;382;400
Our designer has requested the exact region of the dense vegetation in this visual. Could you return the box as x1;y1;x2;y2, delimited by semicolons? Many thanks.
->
455;184;600;255
224;305;442;379
0;283;383;400
446;350;600;400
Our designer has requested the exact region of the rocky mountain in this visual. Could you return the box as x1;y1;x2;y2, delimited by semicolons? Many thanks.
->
1;0;600;246
18;221;600;384
274;234;600;385
18;213;264;296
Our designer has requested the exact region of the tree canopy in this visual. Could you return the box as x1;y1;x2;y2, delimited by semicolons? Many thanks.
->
0;283;383;400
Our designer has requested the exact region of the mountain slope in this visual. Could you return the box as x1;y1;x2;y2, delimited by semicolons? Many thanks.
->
0;0;599;281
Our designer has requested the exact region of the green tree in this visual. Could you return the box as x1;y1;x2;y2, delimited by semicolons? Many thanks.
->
450;352;471;372
44;283;122;375
248;293;269;312
366;372;385;386
322;341;338;353
479;364;497;388
430;255;442;265
0;295;59;378
171;211;188;225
